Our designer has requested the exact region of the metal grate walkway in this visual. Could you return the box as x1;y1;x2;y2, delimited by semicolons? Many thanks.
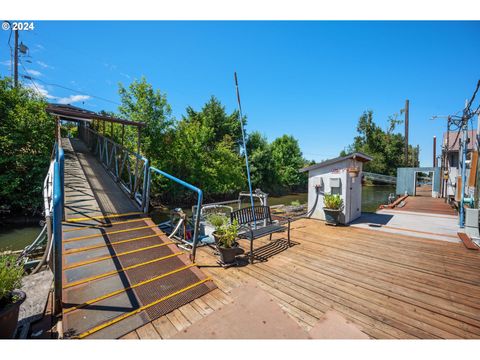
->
61;138;215;339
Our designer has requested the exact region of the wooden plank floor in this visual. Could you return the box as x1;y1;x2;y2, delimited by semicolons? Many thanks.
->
390;196;457;216
125;218;480;339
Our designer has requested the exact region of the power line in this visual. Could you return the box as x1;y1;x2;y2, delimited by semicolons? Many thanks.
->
32;77;120;106
18;54;119;107
19;58;42;95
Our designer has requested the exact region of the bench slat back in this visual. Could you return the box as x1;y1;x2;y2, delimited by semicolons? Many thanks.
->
231;206;272;225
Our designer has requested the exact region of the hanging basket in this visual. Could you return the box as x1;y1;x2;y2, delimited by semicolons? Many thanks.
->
347;167;360;178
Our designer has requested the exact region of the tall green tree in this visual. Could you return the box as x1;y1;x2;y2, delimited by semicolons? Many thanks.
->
246;131;276;192
118;77;174;167
342;110;419;175
270;135;306;191
165;97;246;201
183;96;244;148
0;78;55;214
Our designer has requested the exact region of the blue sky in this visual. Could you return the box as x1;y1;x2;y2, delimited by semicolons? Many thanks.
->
1;21;479;166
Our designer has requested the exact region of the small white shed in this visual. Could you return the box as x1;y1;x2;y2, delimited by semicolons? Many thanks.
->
300;152;372;224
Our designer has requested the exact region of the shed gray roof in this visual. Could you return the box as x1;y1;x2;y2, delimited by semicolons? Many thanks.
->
299;152;373;173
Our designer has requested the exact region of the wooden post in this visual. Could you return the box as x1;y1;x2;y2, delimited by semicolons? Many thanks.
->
121;124;125;148
55;116;61;142
137;127;141;155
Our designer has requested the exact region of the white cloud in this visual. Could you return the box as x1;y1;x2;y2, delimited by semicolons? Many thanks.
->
25;83;55;99
56;94;91;105
25;82;90;105
1;60;12;66
120;72;131;79
26;69;42;77
37;61;53;69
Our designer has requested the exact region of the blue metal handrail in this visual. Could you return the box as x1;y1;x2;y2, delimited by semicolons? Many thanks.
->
83;127;149;211
52;160;63;313
145;166;203;262
45;141;64;314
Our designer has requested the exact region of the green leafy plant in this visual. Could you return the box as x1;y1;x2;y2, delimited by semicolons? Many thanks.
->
207;214;239;248
0;254;24;307
290;200;301;206
323;193;343;210
207;213;229;229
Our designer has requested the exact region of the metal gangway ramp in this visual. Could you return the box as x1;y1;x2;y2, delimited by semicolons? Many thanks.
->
45;105;215;339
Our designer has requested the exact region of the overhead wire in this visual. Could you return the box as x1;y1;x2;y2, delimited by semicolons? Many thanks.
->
33;78;120;106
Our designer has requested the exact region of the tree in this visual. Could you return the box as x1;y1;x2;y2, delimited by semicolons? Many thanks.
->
270;135;306;192
118;77;174;167
342;110;419;176
164;97;246;202
183;96;244;148
246;131;276;192
0;77;55;214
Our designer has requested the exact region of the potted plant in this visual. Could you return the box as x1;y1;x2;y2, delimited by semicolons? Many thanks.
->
0;253;26;339
323;193;344;226
347;166;360;178
207;214;241;264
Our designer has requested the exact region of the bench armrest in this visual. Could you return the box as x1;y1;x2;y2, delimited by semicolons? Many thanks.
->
272;214;292;224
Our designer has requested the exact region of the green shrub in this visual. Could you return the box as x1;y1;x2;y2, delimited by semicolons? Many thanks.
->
206;213;229;229
323;193;343;210
206;214;239;248
0;254;24;306
290;200;301;206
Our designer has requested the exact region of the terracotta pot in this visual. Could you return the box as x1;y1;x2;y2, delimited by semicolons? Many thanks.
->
0;290;26;339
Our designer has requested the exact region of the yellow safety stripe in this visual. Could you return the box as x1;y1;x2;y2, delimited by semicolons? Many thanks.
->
64;234;158;255
75;277;212;339
64;212;143;223
64;242;175;270
64;264;195;314
63;252;184;289
63;224;158;243
63;218;148;233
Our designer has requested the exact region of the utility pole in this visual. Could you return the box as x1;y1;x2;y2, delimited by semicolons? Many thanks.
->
459;98;470;228
13;28;19;87
433;136;437;167
404;99;409;166
444;116;451;201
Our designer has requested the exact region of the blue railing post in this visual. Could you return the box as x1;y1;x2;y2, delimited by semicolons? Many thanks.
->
52;160;63;314
148;166;203;262
192;188;203;262
57;147;65;220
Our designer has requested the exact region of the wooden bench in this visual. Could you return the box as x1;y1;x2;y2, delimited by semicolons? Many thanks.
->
230;206;291;264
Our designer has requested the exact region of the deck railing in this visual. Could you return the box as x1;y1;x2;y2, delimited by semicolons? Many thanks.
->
363;172;397;184
146;166;203;262
43;142;64;314
78;123;205;261
81;127;149;212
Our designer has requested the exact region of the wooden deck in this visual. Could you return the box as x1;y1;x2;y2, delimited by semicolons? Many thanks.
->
125;218;480;339
390;196;457;216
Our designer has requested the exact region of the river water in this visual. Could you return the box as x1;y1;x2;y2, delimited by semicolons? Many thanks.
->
0;185;395;251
